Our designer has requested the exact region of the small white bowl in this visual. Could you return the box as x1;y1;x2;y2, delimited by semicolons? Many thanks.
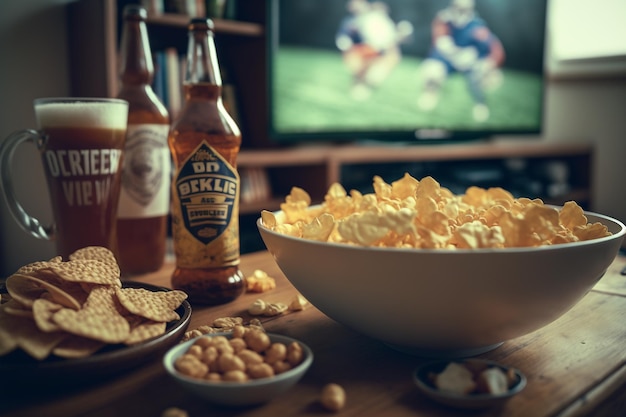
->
163;333;313;406
413;359;526;409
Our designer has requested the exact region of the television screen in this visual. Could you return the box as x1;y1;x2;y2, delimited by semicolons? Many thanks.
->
267;0;548;143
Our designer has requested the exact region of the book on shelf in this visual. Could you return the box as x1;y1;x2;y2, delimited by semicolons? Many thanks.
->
165;47;183;117
165;0;205;16
240;167;271;205
143;0;236;18
153;48;185;119
152;51;168;106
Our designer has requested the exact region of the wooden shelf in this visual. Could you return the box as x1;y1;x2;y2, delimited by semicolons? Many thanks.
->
147;13;264;37
239;140;593;187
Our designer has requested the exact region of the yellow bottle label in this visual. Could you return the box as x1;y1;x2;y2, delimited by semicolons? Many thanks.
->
171;140;240;268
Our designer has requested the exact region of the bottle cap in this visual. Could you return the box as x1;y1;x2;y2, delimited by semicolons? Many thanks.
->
123;4;148;19
189;17;215;31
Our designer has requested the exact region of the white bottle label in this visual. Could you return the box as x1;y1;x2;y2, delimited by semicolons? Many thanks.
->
118;123;171;218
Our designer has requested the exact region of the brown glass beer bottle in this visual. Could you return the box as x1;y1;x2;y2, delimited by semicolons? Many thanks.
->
116;4;171;275
168;18;245;305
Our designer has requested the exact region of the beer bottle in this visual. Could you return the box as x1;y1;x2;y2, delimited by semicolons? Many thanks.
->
168;18;245;305
116;4;171;275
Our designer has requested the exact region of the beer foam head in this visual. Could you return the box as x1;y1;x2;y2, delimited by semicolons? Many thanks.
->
35;99;128;130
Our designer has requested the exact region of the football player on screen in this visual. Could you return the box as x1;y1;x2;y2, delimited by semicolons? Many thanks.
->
417;0;505;122
336;0;413;100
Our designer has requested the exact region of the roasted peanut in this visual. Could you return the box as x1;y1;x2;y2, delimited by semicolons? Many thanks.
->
187;344;203;358
200;346;218;366
212;316;243;329
214;340;235;355
272;360;293;374
174;354;208;378
265;342;287;364
289;294;308;311
264;302;288;316
229;337;247;353
238;349;264;366
205;372;221;382
222;370;249;382
248;363;275;379
287;341;304;366
193;335;214;349
248;298;267;315
320;383;346;412
244;329;271;353
231;324;247;338
161;407;188;417
217;352;246;373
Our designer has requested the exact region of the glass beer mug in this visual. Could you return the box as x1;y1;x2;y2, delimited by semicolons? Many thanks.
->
0;97;129;260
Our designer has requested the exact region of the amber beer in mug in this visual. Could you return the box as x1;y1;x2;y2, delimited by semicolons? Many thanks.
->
0;98;129;259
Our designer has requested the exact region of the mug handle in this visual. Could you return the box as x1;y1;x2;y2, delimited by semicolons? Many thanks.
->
0;129;54;240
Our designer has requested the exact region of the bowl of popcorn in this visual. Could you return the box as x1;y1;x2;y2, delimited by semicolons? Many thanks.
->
163;329;313;406
257;174;626;357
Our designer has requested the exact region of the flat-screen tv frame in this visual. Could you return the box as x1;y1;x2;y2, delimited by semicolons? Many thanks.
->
266;0;548;145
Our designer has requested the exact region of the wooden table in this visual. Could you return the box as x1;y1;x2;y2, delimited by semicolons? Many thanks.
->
3;251;626;417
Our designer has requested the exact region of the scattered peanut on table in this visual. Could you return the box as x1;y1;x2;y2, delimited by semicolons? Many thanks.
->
160;407;188;417
320;383;346;412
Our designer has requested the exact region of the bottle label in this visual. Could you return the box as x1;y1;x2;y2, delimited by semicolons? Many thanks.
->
118;124;171;218
172;140;240;268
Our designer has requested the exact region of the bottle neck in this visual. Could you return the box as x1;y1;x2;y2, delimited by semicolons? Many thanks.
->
184;26;222;88
119;17;153;86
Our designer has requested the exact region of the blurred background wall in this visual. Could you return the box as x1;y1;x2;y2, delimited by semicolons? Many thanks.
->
0;0;73;275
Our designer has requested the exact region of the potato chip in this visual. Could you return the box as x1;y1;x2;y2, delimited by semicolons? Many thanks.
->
5;274;47;308
52;335;106;358
2;299;34;318
245;269;277;293
559;201;588;230
15;259;57;276
124;319;167;345
261;210;277;229
69;246;120;278
0;310;19;356
0;310;66;360
574;222;611;241
7;274;82;310
338;211;392;246
48;259;121;287
53;287;130;344
265;173;611;249
452;221;505;249
115;288;187;322
32;298;64;332
280;186;312;223
302;213;335;242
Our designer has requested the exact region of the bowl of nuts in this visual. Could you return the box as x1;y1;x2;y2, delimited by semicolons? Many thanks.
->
163;329;313;406
413;359;526;409
257;174;626;357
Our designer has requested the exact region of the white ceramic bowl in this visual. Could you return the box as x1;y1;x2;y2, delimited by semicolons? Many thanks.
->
163;333;313;406
257;210;625;357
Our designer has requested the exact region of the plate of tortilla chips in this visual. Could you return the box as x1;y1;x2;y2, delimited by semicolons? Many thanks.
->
0;247;191;385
